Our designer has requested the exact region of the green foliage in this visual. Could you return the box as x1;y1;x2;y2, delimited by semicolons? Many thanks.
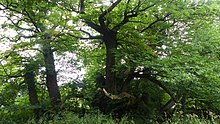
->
1;111;219;124
59;80;92;112
0;111;134;124
163;114;220;124
1;0;220;123
156;13;220;113
0;105;35;124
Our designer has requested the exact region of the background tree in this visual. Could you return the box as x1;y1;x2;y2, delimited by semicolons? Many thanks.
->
0;0;78;109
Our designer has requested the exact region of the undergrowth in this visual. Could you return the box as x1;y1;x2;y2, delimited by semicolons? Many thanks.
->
1;111;220;124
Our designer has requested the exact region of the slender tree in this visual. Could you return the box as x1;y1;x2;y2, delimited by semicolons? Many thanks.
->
24;61;40;117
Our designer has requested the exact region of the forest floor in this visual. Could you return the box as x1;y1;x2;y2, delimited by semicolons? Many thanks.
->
1;112;219;124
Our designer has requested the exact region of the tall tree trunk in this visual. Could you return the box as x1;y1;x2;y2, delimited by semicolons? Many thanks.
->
24;63;40;117
42;42;61;108
103;31;117;94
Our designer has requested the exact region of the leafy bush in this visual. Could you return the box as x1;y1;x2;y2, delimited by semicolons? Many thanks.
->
0;105;34;124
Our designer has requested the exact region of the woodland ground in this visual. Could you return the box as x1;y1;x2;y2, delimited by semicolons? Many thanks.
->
1;112;220;124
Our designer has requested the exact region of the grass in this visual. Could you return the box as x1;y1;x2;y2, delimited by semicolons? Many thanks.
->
1;111;220;124
162;114;220;124
26;112;134;124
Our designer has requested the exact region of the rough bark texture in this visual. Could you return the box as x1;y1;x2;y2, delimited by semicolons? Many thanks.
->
42;43;61;108
24;64;40;116
103;31;117;94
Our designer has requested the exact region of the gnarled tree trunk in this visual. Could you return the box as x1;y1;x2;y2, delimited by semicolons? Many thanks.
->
103;31;117;94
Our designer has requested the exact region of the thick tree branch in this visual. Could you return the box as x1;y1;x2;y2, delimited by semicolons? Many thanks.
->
113;3;156;31
139;3;156;12
79;28;103;39
99;0;122;27
0;3;41;33
100;0;122;17
98;87;136;101
23;9;41;32
6;17;35;32
78;0;104;34
113;12;138;31
2;5;39;33
84;21;104;34
121;69;177;103
141;13;171;33
0;2;21;14
134;73;177;102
